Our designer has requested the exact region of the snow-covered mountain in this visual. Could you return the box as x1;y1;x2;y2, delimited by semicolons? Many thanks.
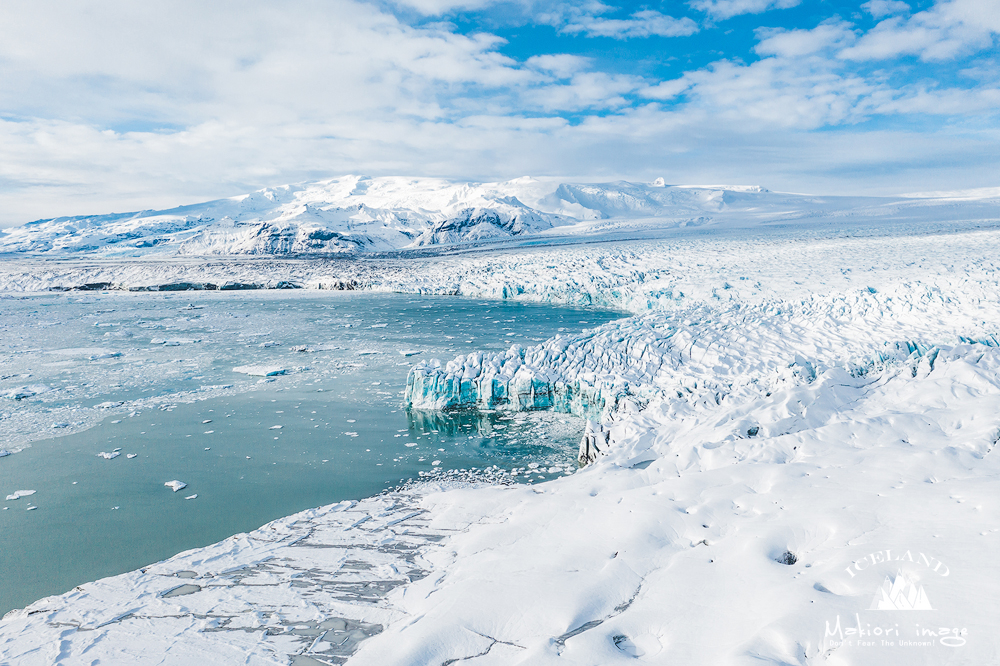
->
2;175;999;257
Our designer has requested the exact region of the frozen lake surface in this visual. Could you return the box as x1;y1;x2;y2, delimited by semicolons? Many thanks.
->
0;292;622;613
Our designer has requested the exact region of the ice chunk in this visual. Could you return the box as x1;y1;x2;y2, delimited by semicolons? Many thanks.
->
97;451;121;460
0;450;10;458
233;365;286;377
269;425;283;430
185;494;198;500
399;350;424;357
126;453;138;459
2;385;52;400
165;480;187;492
150;338;200;345
51;423;69;428
5;490;36;501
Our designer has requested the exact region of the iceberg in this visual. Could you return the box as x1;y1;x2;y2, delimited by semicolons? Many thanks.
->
164;480;187;492
232;365;286;377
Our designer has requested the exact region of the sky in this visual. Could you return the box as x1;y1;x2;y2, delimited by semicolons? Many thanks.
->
0;0;998;224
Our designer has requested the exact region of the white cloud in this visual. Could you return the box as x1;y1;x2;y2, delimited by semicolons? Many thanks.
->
840;0;1000;61
639;78;694;100
755;21;856;58
524;72;644;111
525;54;592;79
562;10;699;39
389;0;500;15
861;0;911;19
689;0;800;21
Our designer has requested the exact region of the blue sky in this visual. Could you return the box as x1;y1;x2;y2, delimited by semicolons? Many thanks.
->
0;0;997;224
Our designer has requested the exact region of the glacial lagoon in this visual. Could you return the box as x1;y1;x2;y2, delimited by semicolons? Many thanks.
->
0;291;622;614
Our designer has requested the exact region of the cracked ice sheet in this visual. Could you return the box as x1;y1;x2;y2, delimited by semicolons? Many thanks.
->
347;346;1000;665
0;494;459;665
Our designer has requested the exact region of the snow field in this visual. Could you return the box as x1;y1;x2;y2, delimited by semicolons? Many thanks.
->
3;223;1000;663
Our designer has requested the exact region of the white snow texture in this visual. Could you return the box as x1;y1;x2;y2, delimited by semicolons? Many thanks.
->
3;176;1000;665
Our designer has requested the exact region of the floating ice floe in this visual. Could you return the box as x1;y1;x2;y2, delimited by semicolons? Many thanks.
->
97;451;120;460
2;385;52;400
357;350;380;355
164;480;187;492
0;450;10;458
51;423;69;428
232;365;286;376
95;401;125;409
185;494;198;500
399;350;424;357
269;425;282;430
150;338;200;345
5;490;35;501
88;352;122;360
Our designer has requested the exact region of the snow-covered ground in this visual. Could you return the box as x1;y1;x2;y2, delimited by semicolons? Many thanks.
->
3;203;1000;663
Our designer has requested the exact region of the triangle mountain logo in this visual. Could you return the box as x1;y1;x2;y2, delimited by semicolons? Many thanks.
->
869;570;933;610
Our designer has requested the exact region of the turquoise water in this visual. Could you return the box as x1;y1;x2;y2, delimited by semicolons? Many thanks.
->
0;292;622;614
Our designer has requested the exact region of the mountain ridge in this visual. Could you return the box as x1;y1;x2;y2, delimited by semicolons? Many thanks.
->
2;175;999;257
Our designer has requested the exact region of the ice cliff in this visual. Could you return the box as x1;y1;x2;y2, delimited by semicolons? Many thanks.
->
405;288;1000;464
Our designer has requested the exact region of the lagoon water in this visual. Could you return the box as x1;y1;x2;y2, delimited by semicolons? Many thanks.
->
0;292;622;614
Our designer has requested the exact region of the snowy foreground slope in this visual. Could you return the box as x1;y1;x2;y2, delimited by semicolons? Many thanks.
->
1;175;1000;257
4;224;1000;664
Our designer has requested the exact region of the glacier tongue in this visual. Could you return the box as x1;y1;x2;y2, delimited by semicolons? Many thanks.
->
405;289;994;462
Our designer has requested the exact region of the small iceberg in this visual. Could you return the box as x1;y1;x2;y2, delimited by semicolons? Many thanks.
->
5;490;36;501
150;338;200;345
269;425;283;430
399;350;424;357
233;365;286;377
165;480;187;492
97;451;121;460
95;401;125;409
0;450;10;458
126;453;138;459
184;494;198;500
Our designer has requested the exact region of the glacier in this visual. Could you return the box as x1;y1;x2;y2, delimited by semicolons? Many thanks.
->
3;180;1000;664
